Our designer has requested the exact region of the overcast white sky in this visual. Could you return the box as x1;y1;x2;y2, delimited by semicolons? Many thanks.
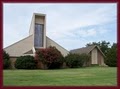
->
3;3;117;51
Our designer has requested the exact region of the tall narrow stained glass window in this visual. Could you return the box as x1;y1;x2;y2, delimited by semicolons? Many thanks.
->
34;24;44;47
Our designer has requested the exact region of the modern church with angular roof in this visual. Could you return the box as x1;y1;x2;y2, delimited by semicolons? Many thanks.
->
4;13;105;68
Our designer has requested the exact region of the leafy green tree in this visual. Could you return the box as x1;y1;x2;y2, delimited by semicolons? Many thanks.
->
105;43;117;67
3;50;10;69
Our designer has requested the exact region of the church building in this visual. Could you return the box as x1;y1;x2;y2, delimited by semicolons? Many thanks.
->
4;13;105;68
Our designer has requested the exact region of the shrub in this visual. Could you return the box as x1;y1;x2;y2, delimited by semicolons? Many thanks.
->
15;55;37;69
78;53;91;66
3;51;10;69
35;46;64;69
65;53;90;68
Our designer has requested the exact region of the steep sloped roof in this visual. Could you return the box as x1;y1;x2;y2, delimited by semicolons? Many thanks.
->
70;45;96;54
4;35;34;57
70;45;105;57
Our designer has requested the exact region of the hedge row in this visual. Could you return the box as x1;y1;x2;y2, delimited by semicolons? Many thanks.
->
15;56;37;69
3;47;91;69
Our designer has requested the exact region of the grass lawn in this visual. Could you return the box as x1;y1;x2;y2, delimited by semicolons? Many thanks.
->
3;67;117;86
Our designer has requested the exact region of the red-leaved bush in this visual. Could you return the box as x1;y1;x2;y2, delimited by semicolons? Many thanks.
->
35;46;64;69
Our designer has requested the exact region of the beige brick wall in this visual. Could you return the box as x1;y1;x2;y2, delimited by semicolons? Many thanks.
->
97;50;105;66
35;16;45;24
91;48;98;64
91;48;105;66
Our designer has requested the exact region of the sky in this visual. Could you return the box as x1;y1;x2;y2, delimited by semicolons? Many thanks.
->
3;3;117;51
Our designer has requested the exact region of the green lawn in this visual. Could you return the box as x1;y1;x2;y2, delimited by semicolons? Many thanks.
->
3;67;117;86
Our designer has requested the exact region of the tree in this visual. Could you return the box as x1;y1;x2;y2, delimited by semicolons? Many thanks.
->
105;43;117;67
86;41;110;55
3;50;10;69
35;46;64;69
65;53;90;68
